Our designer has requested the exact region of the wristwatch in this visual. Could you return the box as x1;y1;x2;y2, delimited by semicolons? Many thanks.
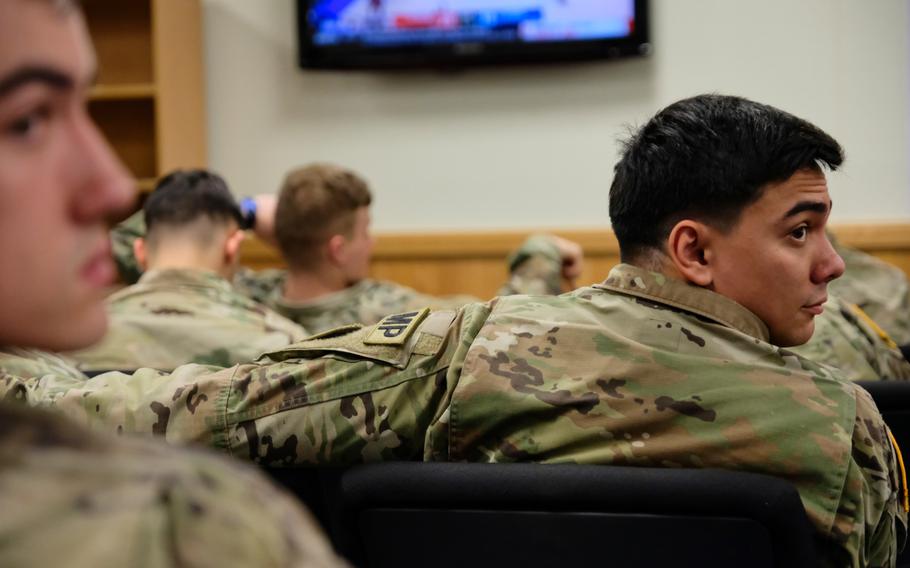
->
240;196;257;230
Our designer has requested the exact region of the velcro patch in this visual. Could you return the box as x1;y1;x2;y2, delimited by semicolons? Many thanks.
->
364;308;430;345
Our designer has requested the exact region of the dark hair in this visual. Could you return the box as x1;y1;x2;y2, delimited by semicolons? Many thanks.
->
275;163;372;269
609;94;844;262
144;169;242;233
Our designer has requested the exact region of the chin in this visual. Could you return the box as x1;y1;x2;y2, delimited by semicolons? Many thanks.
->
45;311;109;352
773;324;815;348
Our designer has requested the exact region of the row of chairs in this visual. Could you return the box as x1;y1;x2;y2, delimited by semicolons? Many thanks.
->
264;380;910;567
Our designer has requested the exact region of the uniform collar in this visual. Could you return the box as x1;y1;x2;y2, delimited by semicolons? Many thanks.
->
597;263;770;342
138;268;232;291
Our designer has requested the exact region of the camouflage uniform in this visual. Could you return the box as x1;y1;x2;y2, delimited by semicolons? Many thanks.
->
794;294;910;381
0;402;346;567
0;263;904;567
234;234;569;334
0;346;87;382
67;269;307;372
831;237;910;347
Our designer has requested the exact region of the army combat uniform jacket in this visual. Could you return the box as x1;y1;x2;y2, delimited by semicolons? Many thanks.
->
67;269;307;372
233;234;571;334
831;238;910;347
0;403;346;567
1;264;906;567
794;294;910;382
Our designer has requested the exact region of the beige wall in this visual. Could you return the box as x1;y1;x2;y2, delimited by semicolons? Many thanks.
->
202;0;910;232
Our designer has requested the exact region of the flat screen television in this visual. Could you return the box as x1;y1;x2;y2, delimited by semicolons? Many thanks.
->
297;0;650;70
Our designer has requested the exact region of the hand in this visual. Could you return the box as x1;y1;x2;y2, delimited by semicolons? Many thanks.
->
550;235;584;291
250;194;278;247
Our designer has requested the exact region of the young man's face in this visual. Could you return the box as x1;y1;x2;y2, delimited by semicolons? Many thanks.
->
707;169;845;347
341;206;374;283
0;0;134;350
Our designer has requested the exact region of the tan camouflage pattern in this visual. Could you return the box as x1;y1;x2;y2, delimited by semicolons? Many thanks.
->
0;346;86;381
236;234;568;334
794;295;910;382
0;402;347;567
0;263;904;567
831;236;910;346
66;269;307;371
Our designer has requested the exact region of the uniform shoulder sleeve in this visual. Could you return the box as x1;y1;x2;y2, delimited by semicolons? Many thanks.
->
0;301;494;468
0;403;347;567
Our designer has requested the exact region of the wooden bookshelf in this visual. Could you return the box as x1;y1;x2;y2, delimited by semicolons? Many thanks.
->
82;0;207;195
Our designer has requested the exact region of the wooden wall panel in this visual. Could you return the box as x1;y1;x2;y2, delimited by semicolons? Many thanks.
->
240;224;910;300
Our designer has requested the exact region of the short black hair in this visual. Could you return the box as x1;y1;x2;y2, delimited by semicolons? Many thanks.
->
609;94;844;262
144;169;242;232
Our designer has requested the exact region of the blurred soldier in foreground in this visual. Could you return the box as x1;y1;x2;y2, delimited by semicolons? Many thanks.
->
4;94;905;567
0;1;345;565
67;170;306;372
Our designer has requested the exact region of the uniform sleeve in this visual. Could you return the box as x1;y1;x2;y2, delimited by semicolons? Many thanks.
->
827;385;908;567
497;234;565;296
0;404;348;568
0;302;493;467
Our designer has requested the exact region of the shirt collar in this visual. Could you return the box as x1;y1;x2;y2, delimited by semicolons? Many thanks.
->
596;263;770;342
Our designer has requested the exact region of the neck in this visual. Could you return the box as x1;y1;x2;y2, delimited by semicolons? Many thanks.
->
283;266;352;303
146;246;230;280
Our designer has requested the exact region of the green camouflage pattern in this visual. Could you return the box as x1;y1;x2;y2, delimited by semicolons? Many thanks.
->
831;236;910;346
0;347;86;381
0;402;346;567
0;263;904;566
66;269;307;372
794;294;910;381
110;211;145;285
236;234;568;334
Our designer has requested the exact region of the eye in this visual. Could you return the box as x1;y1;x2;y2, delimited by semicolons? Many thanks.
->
790;225;808;242
6;105;51;139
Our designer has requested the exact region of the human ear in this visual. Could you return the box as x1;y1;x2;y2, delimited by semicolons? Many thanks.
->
326;234;348;267
133;238;149;271
666;220;713;287
224;229;245;265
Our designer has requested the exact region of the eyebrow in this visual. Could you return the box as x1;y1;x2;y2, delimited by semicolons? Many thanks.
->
783;200;831;219
0;66;74;99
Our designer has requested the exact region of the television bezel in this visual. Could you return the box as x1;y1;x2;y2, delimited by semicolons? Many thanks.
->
297;0;650;70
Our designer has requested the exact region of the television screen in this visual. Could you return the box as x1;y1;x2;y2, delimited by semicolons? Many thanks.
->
298;0;650;69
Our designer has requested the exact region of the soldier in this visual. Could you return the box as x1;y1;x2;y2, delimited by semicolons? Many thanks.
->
113;163;586;334
793;293;910;381
0;0;345;565
233;162;586;333
3;94;905;567
830;235;910;349
66;170;306;372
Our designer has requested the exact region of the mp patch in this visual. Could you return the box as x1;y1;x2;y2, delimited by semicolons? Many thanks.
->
364;308;430;346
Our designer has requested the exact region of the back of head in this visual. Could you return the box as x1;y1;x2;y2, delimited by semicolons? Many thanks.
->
275;163;372;270
609;94;844;264
143;169;242;251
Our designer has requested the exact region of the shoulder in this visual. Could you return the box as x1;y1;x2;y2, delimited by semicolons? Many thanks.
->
0;403;343;567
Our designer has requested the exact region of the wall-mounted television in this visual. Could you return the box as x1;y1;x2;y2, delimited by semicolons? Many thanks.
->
297;0;650;70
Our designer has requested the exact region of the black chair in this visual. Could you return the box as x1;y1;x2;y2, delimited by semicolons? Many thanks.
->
857;380;910;446
334;462;820;568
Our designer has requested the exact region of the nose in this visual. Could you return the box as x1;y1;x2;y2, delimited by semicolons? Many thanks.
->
69;109;137;224
811;232;846;284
